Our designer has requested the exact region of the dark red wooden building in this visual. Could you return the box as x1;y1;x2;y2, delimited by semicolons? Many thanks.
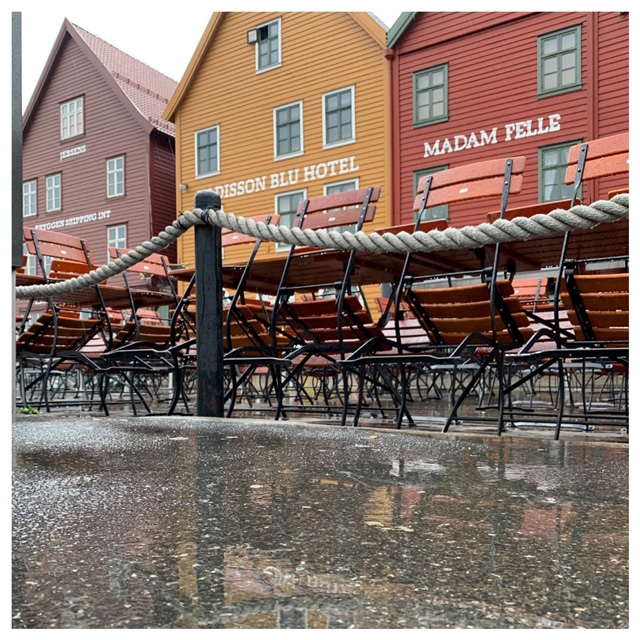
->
21;19;178;271
386;11;629;227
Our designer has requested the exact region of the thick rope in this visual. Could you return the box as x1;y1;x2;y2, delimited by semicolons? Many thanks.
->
15;194;628;300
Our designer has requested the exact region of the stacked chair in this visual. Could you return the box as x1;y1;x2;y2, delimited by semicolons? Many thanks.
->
502;132;629;438
266;186;388;421
164;214;296;417
339;156;536;432
16;228;112;413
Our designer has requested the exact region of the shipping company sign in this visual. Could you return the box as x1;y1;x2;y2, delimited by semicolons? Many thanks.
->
211;155;359;199
34;209;111;231
423;113;561;158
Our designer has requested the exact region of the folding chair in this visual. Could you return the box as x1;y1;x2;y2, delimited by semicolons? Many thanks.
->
503;132;629;438
267;187;385;419
16;228;113;413
165;214;294;417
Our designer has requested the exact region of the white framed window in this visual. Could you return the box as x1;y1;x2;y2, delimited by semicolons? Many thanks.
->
195;125;220;178
46;174;61;212
324;178;359;234
274;101;303;159
107;225;127;262
107;156;125;198
275;189;306;252
22;244;37;276
60;97;84;140
323;86;355;148
255;18;281;72
23;180;37;217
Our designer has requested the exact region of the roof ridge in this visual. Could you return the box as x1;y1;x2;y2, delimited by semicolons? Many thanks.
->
70;21;178;86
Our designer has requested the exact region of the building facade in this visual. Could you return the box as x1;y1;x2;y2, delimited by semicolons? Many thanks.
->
22;19;179;274
163;11;391;277
386;12;629;227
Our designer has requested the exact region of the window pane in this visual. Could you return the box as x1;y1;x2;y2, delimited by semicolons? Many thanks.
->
561;32;576;50
542;37;558;56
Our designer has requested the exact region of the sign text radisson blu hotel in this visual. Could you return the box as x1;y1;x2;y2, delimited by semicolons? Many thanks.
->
211;155;360;199
422;113;561;158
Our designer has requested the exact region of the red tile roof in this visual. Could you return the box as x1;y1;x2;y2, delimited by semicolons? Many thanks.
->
72;23;177;136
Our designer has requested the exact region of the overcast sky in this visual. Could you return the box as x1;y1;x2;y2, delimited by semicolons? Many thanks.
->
11;2;404;110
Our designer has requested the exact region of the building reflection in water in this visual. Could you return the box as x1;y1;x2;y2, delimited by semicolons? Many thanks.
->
12;425;628;629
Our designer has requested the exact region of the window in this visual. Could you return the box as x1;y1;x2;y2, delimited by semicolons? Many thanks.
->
275;189;306;251
539;141;581;202
107;225;127;262
323;86;355;148
46;174;61;212
23;180;37;217
60;97;84;140
256;18;281;71
107;156;125;198
274;101;303;159
324;179;359;234
538;25;581;97
413;166;449;221
413;64;448;126
195;126;220;178
22;244;37;276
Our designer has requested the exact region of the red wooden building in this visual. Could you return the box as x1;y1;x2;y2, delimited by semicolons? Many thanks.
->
21;19;178;272
386;11;629;227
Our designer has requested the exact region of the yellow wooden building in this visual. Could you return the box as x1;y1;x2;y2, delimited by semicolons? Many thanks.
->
162;11;390;302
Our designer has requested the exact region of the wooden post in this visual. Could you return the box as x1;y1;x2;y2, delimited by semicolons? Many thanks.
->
194;190;224;417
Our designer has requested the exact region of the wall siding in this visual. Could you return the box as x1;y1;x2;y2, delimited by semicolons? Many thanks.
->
391;12;629;228
23;34;175;267
174;12;389;273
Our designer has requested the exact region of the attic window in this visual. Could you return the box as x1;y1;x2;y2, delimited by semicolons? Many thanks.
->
255;18;281;72
60;96;84;140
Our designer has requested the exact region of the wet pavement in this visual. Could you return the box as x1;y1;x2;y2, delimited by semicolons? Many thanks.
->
12;413;628;629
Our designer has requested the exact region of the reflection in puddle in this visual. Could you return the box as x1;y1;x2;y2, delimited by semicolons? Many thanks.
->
13;420;628;629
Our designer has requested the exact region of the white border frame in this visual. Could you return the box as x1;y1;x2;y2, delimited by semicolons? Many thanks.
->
273;100;304;161
195;125;221;179
322;85;356;150
255;17;282;74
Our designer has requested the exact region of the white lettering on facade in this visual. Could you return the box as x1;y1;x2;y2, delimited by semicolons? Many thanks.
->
34;209;111;231
424;113;561;157
212;156;360;199
59;144;87;161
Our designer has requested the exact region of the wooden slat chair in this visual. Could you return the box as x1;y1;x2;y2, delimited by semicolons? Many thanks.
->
267;187;386;419
164;214;294;417
337;218;453;426
341;157;528;431
16;228;111;413
502;132;629;438
85;247;183;414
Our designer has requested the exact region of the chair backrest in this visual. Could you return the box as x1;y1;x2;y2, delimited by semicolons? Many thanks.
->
560;268;629;344
25;227;95;280
399;157;526;349
404;279;534;347
564;132;629;201
270;187;382;356
276;186;381;297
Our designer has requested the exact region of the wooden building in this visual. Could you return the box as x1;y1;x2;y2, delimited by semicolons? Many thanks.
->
22;19;178;270
386;11;629;227
162;11;390;280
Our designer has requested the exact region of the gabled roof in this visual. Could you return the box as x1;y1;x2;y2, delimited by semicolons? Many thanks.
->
23;19;178;137
387;12;418;49
162;11;387;123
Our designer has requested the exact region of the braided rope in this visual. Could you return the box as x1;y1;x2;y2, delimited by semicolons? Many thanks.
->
15;194;628;300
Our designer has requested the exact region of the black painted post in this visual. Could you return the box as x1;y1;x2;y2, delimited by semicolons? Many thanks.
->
194;190;223;417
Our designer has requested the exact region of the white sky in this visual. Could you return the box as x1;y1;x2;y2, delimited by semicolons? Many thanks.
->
9;2;404;110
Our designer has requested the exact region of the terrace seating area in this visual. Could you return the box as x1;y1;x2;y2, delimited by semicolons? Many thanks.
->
15;133;629;439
